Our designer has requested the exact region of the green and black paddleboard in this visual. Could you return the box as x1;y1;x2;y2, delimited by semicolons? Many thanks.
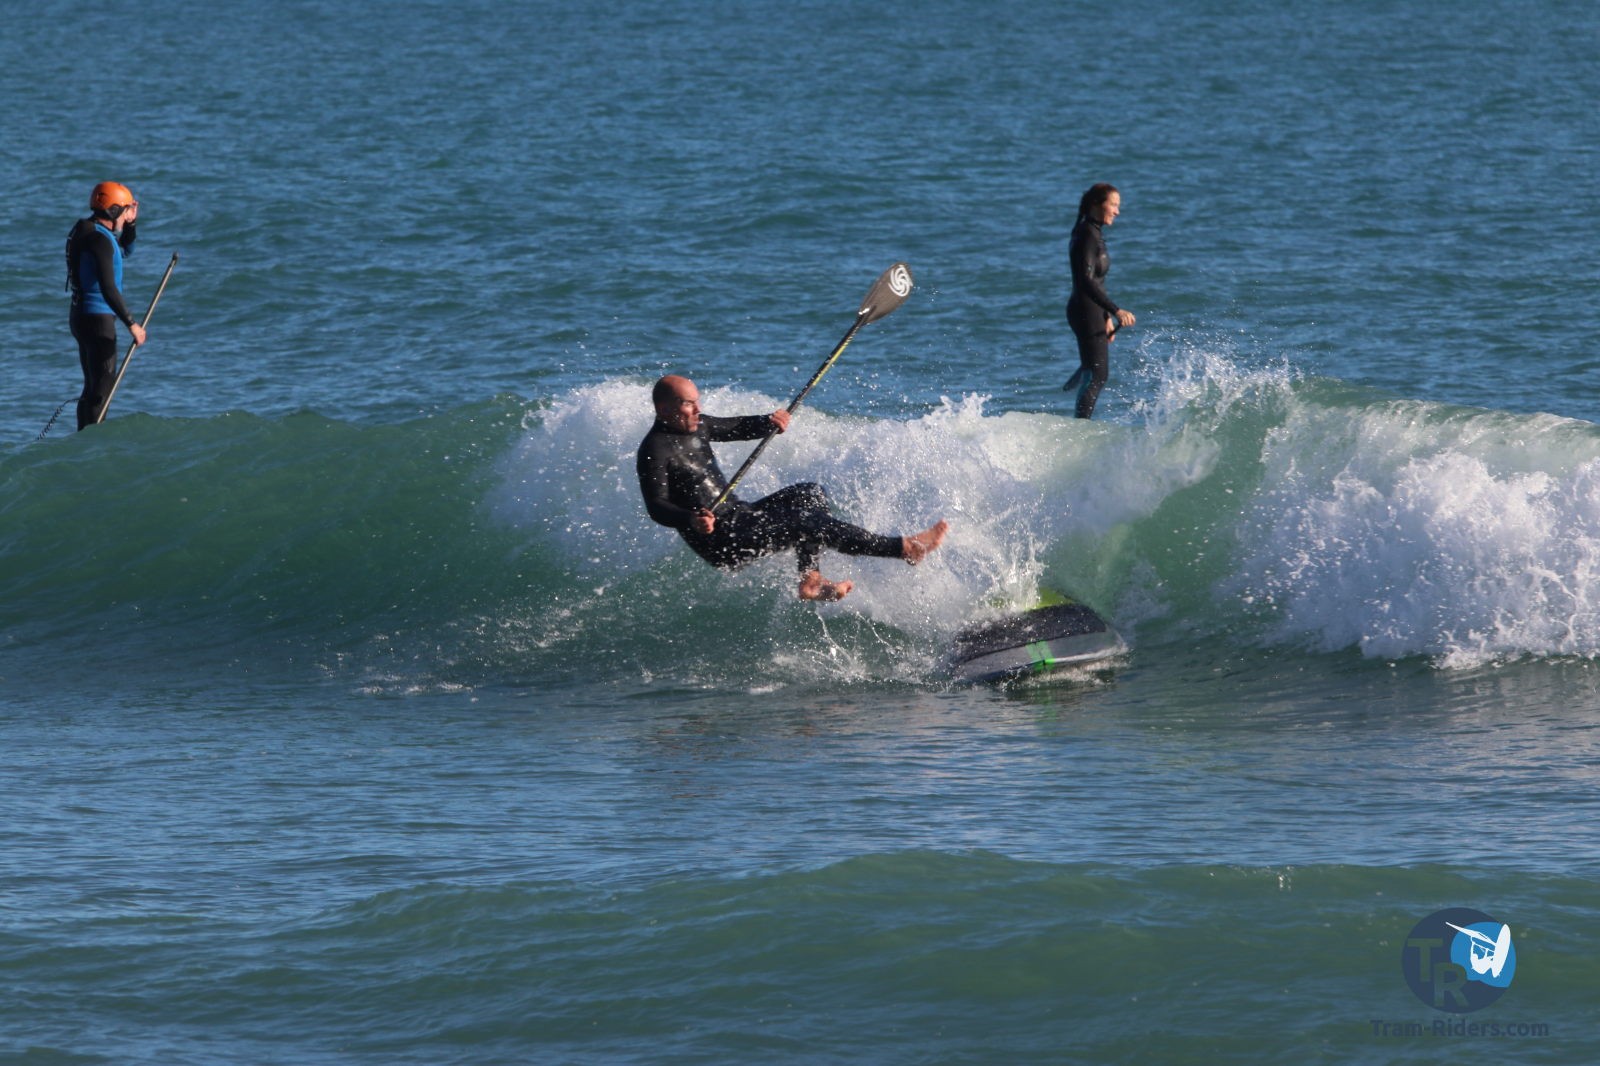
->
946;591;1126;684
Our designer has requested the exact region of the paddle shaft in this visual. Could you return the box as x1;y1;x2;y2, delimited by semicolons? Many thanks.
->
96;252;179;425
708;313;869;513
705;262;912;514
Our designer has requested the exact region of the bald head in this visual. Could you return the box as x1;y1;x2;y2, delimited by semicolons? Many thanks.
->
653;375;696;407
652;375;701;433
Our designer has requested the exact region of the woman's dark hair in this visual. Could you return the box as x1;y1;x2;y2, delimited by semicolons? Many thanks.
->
1078;183;1119;221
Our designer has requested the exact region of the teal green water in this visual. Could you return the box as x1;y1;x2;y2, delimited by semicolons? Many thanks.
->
4;0;1599;1062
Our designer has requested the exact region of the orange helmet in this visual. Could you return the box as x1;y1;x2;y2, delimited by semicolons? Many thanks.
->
89;181;135;218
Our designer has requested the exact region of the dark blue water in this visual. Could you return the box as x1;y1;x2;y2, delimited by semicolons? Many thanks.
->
3;1;1599;1062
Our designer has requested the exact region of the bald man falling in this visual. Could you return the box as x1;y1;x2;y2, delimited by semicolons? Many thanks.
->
636;375;948;601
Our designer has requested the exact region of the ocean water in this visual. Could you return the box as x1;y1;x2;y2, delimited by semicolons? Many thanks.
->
3;0;1599;1062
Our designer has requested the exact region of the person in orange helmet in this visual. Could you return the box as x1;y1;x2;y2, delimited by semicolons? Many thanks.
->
65;181;145;429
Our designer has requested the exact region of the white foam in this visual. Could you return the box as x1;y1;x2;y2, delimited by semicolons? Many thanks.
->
492;352;1600;669
1230;398;1600;666
488;381;1193;639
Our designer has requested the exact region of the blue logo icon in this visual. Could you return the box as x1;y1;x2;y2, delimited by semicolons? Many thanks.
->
1401;908;1516;1012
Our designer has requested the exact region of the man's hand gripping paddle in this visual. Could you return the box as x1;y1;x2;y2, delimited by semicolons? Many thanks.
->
709;261;914;513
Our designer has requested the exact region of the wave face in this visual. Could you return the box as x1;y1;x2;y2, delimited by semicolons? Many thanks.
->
7;349;1600;692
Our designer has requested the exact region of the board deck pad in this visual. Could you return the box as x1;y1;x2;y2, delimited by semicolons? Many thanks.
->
946;601;1126;683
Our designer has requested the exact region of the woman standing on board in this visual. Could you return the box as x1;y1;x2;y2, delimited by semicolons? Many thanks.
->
1064;182;1135;419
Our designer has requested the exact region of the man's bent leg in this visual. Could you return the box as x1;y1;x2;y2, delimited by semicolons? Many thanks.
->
747;483;903;569
710;484;947;598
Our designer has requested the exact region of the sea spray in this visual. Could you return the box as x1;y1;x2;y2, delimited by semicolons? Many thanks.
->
490;383;1132;639
1229;398;1600;665
497;353;1600;673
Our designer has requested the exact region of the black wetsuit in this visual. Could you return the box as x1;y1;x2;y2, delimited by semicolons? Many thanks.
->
636;413;904;574
1065;215;1121;420
65;217;138;430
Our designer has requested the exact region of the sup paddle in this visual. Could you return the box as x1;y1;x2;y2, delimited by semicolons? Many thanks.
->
95;252;179;425
709;261;914;513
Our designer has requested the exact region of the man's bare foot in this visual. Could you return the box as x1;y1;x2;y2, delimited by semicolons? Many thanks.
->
902;519;950;566
798;570;853;601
